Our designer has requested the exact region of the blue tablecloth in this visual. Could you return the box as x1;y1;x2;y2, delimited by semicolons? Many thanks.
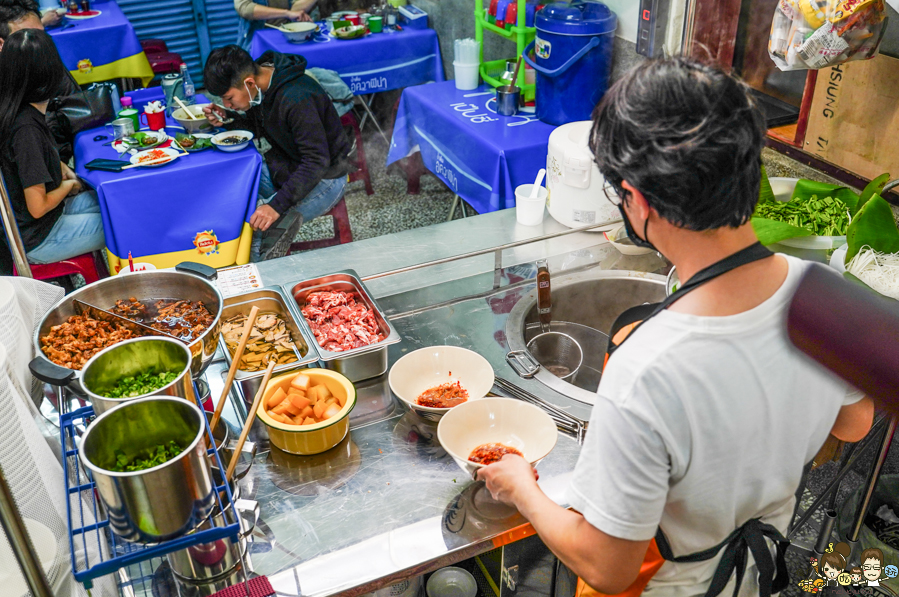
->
74;93;262;272
250;27;444;95
46;0;153;86
387;82;556;214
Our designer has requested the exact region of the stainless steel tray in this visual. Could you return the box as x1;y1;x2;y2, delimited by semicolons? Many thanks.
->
284;270;401;382
218;287;319;381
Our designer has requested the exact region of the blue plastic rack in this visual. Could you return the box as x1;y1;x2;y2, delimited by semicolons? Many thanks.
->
60;391;240;588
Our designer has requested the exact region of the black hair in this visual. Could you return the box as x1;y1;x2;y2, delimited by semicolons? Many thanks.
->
590;56;766;231
203;45;260;97
0;0;40;40
0;29;65;160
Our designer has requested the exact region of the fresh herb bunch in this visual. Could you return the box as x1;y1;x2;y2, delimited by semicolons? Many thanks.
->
754;194;850;237
112;441;185;472
105;371;178;398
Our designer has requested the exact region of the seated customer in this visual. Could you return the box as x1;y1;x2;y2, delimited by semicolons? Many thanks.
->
0;0;81;161
234;0;317;52
0;29;104;266
203;45;350;261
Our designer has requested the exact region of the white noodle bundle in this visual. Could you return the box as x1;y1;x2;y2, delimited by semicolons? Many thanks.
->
845;246;899;300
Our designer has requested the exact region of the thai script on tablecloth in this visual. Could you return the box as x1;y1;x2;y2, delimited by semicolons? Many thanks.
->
350;75;389;94
435;154;459;192
450;102;498;124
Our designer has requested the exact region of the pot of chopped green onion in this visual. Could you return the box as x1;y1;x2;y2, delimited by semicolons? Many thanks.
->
80;337;196;415
79;396;215;544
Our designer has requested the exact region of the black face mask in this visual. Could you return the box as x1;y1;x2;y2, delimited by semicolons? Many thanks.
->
617;203;656;251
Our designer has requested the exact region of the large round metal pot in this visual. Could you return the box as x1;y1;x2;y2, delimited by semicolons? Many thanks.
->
79;396;216;544
30;268;223;396
80;337;197;416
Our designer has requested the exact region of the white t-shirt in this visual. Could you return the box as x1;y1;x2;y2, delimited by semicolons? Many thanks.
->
567;255;863;597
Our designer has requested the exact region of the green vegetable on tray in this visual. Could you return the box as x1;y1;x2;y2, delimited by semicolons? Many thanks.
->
111;441;185;472
754;194;851;237
104;370;179;398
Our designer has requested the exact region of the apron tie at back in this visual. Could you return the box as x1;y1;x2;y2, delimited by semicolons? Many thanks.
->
654;519;790;597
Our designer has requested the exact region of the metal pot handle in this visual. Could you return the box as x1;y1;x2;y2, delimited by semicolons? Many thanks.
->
506;351;540;379
235;499;259;539
225;439;258;482
29;357;77;387
175;261;217;281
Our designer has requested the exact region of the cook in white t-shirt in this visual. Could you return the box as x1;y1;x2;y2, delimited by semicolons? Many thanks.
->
477;55;875;597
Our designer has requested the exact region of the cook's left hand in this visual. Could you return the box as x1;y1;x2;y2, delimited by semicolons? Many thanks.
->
250;204;280;231
476;454;539;505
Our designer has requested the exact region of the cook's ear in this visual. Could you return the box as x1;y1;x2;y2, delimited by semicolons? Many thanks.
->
621;180;651;219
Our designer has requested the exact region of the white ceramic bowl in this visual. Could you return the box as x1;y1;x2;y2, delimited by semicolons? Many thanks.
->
211;130;254;152
437;397;557;478
388;346;494;419
280;21;317;43
172;104;214;134
426;567;478;597
603;224;655;256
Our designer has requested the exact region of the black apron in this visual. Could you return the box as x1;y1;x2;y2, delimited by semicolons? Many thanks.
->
606;242;791;597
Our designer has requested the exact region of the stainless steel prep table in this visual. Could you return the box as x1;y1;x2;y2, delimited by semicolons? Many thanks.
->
119;210;667;597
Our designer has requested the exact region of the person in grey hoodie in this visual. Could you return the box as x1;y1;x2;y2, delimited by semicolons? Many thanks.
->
203;45;350;261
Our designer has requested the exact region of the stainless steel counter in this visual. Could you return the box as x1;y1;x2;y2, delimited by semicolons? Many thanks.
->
120;210;667;597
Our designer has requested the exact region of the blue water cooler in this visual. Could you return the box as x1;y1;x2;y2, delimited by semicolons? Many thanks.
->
523;2;617;126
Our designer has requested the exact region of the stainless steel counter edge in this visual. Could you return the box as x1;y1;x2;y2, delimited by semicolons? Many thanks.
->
266;472;574;597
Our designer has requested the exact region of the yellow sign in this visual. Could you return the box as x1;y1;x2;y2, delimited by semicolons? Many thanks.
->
193;230;220;256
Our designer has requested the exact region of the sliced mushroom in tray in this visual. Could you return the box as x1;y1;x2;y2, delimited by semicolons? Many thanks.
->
221;312;299;371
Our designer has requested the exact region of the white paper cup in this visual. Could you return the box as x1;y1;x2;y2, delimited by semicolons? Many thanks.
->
453;62;480;91
515;184;547;226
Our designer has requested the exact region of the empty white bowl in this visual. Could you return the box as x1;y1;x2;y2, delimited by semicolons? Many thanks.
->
437;397;557;478
211;130;254;152
389;346;494;419
426;567;477;597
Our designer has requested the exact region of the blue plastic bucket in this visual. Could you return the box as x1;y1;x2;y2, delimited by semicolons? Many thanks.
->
523;2;616;126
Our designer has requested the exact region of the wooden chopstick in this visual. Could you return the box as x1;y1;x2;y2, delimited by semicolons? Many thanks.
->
226;359;276;482
209;306;260;436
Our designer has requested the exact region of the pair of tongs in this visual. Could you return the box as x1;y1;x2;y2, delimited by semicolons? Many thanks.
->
493;377;588;444
72;299;179;340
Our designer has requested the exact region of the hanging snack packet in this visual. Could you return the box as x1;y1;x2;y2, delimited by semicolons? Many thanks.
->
768;0;888;71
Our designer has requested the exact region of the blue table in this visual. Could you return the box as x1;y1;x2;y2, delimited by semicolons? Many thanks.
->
74;92;262;273
46;0;153;86
250;26;444;95
387;81;556;214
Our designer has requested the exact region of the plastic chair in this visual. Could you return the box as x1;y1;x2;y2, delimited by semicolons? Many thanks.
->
14;253;107;285
146;51;183;76
140;39;168;54
341;112;374;196
287;198;353;254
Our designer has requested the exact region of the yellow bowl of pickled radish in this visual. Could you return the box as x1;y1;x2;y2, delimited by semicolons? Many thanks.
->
257;369;356;455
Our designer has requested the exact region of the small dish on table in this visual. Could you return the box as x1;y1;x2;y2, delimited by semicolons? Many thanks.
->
129;147;180;168
211;130;254;152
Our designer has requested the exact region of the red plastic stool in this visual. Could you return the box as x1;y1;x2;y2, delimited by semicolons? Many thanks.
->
146;51;183;76
14;252;107;285
140;39;168;54
288;198;353;254
341;112;374;196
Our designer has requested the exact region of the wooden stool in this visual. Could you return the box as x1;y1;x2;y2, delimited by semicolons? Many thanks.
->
341;112;374;195
288;198;353;254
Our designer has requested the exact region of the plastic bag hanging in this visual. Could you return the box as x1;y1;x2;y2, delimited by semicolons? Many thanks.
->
768;0;889;71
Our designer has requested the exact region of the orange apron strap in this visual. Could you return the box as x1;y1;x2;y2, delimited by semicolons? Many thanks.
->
575;539;665;597
603;321;642;372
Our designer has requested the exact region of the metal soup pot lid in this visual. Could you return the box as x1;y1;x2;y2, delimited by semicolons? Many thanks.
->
536;1;616;36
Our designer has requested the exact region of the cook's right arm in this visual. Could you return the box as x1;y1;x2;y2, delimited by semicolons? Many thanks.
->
830;394;874;443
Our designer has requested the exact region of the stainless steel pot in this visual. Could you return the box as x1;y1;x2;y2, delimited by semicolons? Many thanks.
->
80;337;197;416
29;266;223;396
79;397;215;544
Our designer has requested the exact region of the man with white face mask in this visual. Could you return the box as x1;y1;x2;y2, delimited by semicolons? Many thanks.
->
203;45;350;261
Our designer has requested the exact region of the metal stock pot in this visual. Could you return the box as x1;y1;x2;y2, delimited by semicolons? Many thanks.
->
29;266;222;396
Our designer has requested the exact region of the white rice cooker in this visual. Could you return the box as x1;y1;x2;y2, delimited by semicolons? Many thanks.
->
545;120;618;229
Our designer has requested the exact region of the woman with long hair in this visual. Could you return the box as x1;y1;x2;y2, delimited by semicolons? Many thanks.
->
0;28;104;267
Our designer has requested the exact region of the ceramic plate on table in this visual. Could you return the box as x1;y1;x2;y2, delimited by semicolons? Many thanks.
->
65;10;101;18
130;147;180;168
123;130;167;150
175;133;213;152
331;25;367;40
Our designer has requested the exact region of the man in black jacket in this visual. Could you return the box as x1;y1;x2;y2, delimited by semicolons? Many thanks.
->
203;46;350;261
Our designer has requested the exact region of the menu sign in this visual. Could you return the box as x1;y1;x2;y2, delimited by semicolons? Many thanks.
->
216;264;263;297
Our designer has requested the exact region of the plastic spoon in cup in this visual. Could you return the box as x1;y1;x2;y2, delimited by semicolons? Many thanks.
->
174;96;199;120
209;306;260;437
529;169;546;199
226;359;276;482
